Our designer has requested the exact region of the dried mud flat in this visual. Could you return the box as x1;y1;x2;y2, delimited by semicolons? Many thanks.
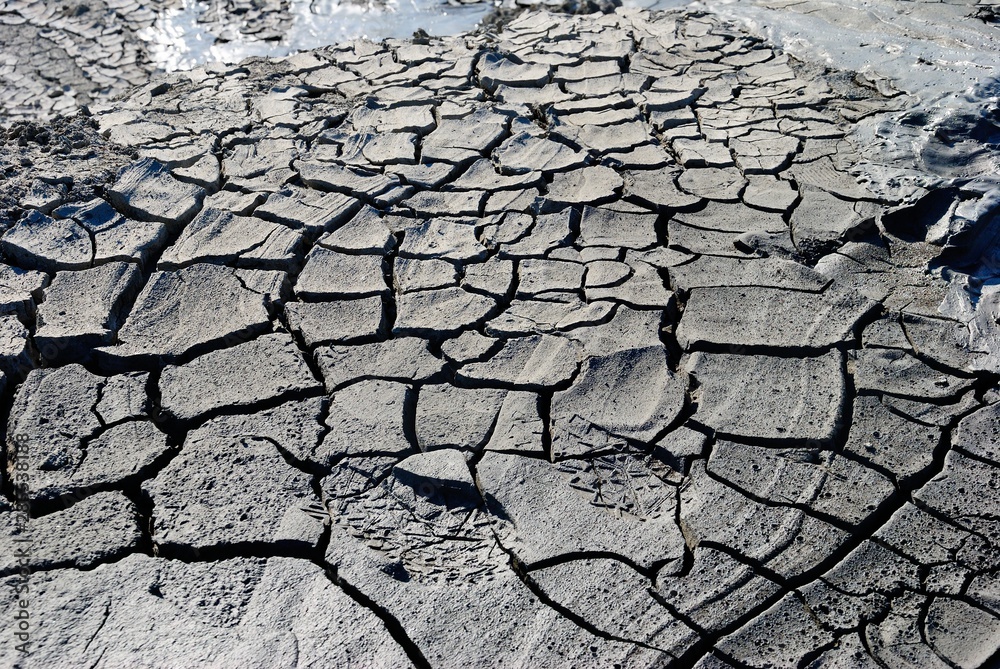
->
1;7;1000;669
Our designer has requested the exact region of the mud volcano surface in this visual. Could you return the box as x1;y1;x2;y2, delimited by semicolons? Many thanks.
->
1;8;999;668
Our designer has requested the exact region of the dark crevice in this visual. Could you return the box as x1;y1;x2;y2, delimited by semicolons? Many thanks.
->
155;384;325;434
381;232;403;332
699;464;876;535
794;620;846;668
860;387;986;408
92;321;276;375
683;339;853;358
317;560;433;669
260;434;328;478
672;370;985;667
877;389;978;429
27;433;182;519
522;549;649;577
0;368;23;503
453;365;581;394
154;539;323;562
0;545;143;579
681;425;833;451
492;532;673;655
538;392;553;462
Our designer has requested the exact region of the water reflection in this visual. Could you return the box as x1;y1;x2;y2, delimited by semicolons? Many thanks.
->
137;0;492;71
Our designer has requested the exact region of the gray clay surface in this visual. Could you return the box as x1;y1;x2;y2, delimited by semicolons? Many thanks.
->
0;7;998;669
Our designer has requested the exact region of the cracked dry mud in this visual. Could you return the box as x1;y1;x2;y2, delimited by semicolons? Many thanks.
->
0;0;305;123
1;7;1000;669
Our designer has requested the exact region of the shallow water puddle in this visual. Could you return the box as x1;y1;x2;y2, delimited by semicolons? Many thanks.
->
138;0;492;70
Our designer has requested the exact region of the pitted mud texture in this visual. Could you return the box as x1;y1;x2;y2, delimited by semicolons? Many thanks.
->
2;9;999;669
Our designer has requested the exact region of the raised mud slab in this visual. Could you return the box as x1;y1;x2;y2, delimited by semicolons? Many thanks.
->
1;7;1000;668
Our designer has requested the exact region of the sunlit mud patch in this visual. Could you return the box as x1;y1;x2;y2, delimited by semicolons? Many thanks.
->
137;0;491;70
